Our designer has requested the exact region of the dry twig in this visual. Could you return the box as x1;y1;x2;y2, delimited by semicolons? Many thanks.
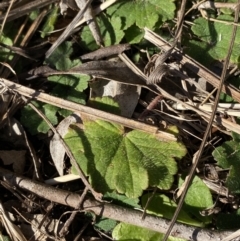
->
163;1;240;239
0;77;176;141
0;167;235;241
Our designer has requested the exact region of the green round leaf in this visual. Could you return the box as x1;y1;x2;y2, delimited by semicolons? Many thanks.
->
141;193;204;227
107;0;176;29
112;222;186;241
65;120;186;198
179;176;213;224
213;137;240;193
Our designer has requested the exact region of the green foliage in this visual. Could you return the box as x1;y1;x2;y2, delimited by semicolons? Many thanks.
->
29;10;40;20
45;42;78;70
81;0;175;48
112;176;212;240
51;84;87;117
104;191;140;208
94;217;118;232
112;222;186;241
140;176;213;228
178;176;213;224
81;13;125;50
0;32;13;62
40;6;59;38
21;102;59;135
124;24;145;44
3;0;239;238
21;42;89;134
65;119;186;198
220;92;235;102
141;193;204;227
186;16;240;65
0;234;12;241
88;96;121;115
107;0;175;29
48;74;88;91
212;132;240;193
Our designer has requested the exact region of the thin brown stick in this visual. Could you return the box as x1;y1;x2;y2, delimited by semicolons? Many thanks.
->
0;0;14;35
0;78;176;141
198;1;239;10
0;0;56;22
80;43;131;60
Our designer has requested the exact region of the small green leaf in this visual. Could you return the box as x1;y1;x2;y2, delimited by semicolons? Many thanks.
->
94;217;118;232
220;92;235;102
65;120;186;198
104;191;140;208
40;6;59;38
112;222;186;241
179;176;213;224
125;24;145;44
190;16;240;64
213;133;240;193
74;74;89;91
213;143;239;169
45;42;74;70
0;33;13;62
81;14;124;50
22;41;89;134
232;132;240;142
52;84;86;104
47;60;89;116
48;75;79;87
0;233;12;241
88;96;121;115
183;40;214;66
50;80;87;117
21;102;58;135
107;0;175;29
48;74;89;91
141;193;204;227
29;10;39;20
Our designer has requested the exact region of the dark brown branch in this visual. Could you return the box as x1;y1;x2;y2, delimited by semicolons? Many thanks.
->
80;44;131;60
0;167;234;241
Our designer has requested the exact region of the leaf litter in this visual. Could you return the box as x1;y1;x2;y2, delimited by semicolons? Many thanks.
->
0;0;240;241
